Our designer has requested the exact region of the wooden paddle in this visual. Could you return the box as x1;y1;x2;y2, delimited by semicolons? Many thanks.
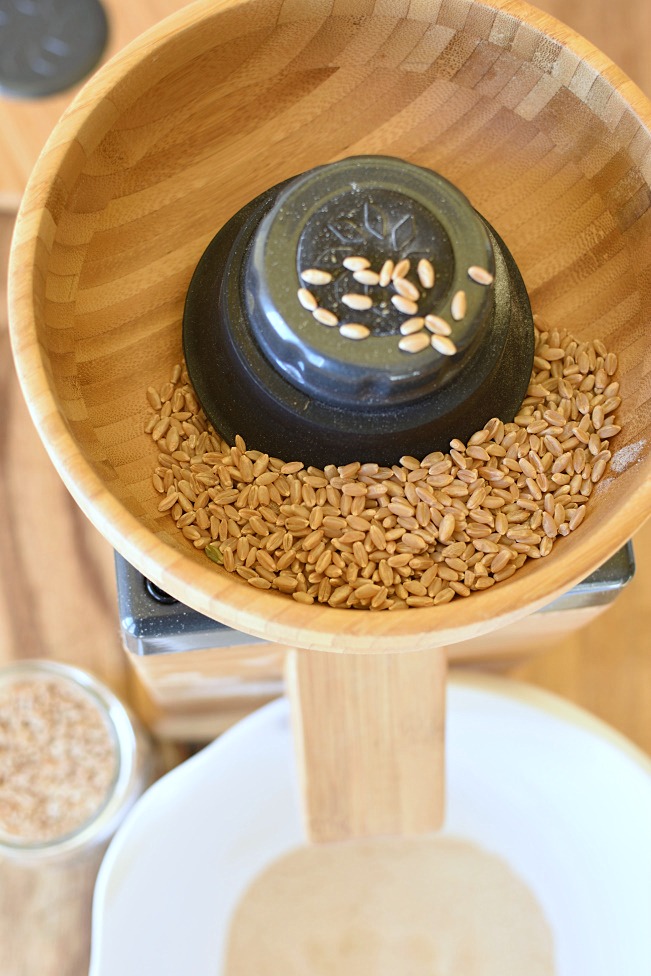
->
286;646;446;842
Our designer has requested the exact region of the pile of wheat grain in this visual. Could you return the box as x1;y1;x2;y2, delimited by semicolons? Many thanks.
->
145;321;620;610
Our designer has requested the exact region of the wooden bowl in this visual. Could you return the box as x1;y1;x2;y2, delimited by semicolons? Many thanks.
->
9;0;651;655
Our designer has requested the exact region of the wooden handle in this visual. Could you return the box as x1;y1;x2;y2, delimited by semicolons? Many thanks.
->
286;647;446;843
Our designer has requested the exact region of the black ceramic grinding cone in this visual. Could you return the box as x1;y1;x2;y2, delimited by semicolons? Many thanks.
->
183;156;534;467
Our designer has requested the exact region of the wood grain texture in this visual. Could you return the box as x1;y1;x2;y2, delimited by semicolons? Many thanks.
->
130;603;616;741
5;0;648;210
287;647;446;842
128;640;286;739
8;0;651;654
0;0;651;972
0;0;191;209
4;204;648;976
516;517;651;754
0;214;127;695
0;851;106;976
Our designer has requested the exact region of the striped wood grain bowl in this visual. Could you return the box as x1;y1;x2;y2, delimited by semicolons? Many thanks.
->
9;0;651;655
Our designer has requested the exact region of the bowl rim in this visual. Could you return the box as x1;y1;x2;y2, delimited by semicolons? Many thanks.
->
8;0;651;653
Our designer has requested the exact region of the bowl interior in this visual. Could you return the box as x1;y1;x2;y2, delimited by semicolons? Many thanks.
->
10;0;651;651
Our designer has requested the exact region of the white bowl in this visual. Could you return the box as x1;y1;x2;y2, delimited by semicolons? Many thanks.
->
90;675;651;976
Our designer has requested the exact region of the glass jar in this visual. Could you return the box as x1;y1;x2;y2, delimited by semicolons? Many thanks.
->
0;659;154;862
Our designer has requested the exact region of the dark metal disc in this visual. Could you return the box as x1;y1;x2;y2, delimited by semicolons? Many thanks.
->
0;0;108;99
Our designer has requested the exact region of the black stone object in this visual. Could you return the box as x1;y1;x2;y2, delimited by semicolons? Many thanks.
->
183;156;534;468
144;577;176;606
0;0;108;99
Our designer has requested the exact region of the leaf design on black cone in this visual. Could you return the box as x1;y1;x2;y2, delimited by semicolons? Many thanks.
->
327;220;365;244
391;214;415;251
363;202;386;240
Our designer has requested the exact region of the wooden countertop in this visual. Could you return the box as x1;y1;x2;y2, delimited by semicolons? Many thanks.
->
1;0;651;973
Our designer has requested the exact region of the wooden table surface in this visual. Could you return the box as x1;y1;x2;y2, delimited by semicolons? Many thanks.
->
1;0;651;973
